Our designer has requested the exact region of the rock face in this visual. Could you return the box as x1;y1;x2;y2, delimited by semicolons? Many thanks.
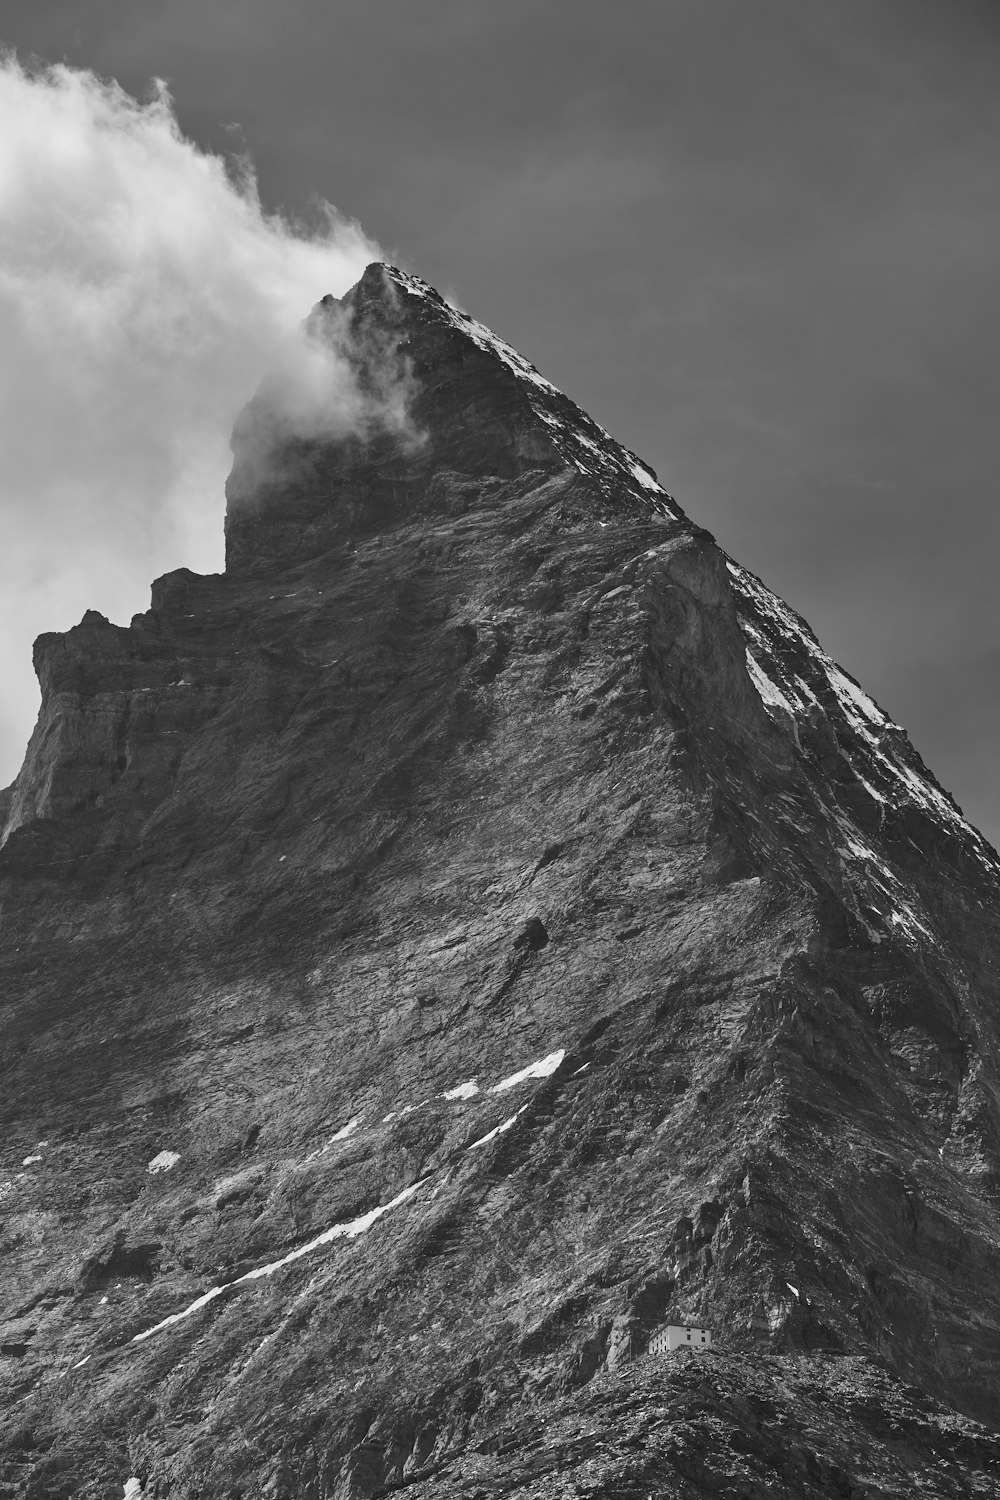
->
2;264;1000;1497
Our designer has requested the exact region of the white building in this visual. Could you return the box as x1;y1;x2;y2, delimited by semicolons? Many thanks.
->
647;1324;712;1356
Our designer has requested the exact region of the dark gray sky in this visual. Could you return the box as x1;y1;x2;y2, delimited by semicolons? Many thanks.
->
4;0;1000;842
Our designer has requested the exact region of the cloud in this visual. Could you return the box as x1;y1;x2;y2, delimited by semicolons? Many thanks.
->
229;284;423;498
0;54;383;785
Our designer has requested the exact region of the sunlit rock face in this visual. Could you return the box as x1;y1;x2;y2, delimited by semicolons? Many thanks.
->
3;266;1000;1497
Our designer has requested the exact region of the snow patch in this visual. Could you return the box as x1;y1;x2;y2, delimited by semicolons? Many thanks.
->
132;1284;226;1343
825;664;885;729
304;1116;363;1160
123;1480;143;1500
147;1150;180;1174
443;1080;480;1101
491;1049;565;1093
627;458;663;494
467;1107;527;1152
745;653;795;716
22;1154;42;1166
383;1102;426;1124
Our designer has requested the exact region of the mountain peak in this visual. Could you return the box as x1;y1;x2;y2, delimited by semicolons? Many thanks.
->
5;264;1000;1495
372;261;672;507
223;264;677;573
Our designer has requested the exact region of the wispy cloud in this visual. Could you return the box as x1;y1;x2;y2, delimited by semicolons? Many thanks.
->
0;55;382;783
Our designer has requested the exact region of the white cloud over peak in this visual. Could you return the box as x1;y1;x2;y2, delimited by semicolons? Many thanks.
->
0;55;382;785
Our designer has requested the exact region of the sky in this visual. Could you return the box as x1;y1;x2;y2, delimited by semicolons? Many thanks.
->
1;1;1000;841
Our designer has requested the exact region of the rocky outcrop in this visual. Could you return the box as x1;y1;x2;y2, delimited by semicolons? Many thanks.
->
2;265;1000;1497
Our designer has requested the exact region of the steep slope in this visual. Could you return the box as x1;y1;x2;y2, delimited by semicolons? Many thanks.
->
3;265;1000;1498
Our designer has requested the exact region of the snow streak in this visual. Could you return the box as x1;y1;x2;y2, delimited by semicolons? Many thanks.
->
491;1049;565;1092
132;1180;427;1344
124;1044;568;1348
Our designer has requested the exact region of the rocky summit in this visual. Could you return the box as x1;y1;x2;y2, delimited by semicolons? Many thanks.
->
2;265;1000;1499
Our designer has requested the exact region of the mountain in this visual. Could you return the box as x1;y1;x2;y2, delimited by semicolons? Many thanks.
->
2;264;1000;1498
